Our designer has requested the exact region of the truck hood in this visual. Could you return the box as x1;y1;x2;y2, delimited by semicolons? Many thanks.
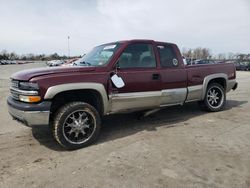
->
11;66;96;81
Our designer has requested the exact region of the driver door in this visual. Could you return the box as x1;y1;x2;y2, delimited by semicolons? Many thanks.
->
109;42;162;113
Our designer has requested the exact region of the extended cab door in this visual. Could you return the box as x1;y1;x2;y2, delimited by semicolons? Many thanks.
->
110;42;162;113
156;43;188;106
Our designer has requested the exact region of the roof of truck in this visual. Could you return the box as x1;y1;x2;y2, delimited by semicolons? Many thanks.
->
100;39;175;46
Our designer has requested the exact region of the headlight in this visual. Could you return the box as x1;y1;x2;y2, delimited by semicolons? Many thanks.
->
10;81;41;103
19;82;39;91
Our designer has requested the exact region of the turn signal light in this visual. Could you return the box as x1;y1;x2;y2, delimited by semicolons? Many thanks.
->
19;95;41;103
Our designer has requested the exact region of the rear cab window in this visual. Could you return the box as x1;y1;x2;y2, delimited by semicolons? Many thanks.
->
157;44;179;68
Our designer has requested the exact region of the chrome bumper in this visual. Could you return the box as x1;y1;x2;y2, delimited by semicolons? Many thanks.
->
7;97;51;127
8;105;50;126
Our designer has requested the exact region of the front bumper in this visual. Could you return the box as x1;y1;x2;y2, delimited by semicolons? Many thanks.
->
7;97;51;127
227;79;238;92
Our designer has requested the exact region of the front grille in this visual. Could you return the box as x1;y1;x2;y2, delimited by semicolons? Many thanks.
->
10;89;20;100
10;80;19;100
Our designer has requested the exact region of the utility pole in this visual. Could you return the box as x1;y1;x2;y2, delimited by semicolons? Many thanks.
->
67;36;70;58
191;50;194;65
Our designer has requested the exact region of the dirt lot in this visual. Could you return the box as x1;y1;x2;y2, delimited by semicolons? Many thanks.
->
0;63;249;188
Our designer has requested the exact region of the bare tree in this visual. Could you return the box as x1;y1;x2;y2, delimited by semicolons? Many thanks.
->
9;52;18;60
217;53;226;60
0;49;9;60
227;52;235;60
192;47;211;59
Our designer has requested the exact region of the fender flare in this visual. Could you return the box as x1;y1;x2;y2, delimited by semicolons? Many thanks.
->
44;82;109;114
201;73;228;100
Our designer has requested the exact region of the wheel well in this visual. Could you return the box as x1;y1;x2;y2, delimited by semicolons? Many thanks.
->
49;89;104;121
208;78;226;89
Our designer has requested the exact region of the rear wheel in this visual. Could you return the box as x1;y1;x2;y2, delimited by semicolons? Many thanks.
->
52;102;101;150
199;83;226;112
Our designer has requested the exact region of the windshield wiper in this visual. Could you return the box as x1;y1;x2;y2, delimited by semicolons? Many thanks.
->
80;61;91;66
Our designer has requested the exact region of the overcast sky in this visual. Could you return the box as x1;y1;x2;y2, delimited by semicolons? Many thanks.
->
0;0;249;56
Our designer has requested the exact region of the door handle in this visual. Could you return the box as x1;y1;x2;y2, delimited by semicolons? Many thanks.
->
152;73;160;80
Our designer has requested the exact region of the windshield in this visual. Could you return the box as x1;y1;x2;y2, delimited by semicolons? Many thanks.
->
74;43;120;67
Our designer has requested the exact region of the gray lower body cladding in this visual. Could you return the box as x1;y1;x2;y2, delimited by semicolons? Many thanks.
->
7;97;51;126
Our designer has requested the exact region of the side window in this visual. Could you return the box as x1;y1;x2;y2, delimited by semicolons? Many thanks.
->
157;45;178;68
118;43;156;68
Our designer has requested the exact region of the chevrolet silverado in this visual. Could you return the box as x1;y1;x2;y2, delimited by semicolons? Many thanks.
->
7;40;238;149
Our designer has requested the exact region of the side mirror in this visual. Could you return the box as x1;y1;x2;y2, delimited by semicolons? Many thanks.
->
115;61;121;70
113;61;121;74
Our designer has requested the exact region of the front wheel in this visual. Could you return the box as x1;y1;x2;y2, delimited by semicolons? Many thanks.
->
52;102;101;150
199;83;226;112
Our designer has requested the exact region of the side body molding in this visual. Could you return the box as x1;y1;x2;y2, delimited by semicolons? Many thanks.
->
201;73;228;100
44;83;110;114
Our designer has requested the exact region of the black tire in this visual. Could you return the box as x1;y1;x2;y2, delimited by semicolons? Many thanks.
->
52;102;101;150
199;83;226;112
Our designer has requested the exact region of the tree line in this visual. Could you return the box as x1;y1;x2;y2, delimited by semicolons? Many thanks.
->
182;47;250;61
0;50;75;61
1;48;249;61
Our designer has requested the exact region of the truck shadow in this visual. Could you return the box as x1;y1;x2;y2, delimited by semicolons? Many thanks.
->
31;100;247;151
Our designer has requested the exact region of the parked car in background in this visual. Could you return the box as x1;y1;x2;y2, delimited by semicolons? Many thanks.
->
46;60;65;67
235;62;243;70
0;60;7;65
0;60;17;65
61;58;79;67
193;59;215;65
16;61;27;64
182;56;187;65
216;61;225;64
243;62;250;70
8;60;17;65
235;62;250;71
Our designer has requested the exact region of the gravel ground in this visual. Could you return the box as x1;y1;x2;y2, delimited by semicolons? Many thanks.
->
0;63;249;188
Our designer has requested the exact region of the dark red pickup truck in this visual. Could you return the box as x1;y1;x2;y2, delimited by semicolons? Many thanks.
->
7;39;237;149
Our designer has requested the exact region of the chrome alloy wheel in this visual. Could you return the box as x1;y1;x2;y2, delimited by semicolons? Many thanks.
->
62;110;96;144
206;86;224;109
